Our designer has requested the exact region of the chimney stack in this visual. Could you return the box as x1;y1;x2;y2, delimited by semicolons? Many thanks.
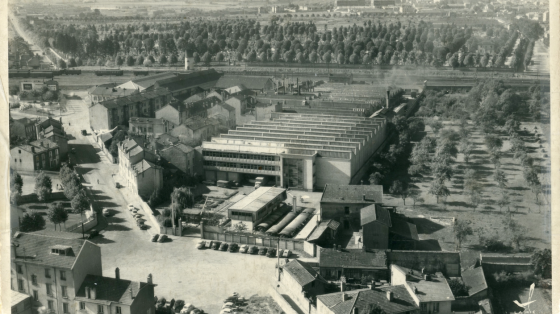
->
130;287;134;299
362;194;366;201
91;287;97;300
85;286;91;299
40;141;44;147
115;267;120;280
386;291;393;302
386;90;390;109
147;274;153;284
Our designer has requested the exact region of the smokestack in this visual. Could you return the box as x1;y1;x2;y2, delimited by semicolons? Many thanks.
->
386;291;393;301
115;267;120;280
292;196;297;212
147;274;153;284
386;90;390;109
363;194;366;201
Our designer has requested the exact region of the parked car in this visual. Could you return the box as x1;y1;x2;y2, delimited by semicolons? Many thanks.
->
197;241;206;249
212;241;222;250
102;208;111;217
88;230;99;239
228;243;239;252
278;249;284;257
282;250;292;258
219;243;229;251
128;204;136;211
151;234;159;242
206;241;214;249
219;310;232;314
266;248;277;258
157;234;168;243
81;130;87;136
239;245;249;253
222;303;235;309
115;182;121;189
249;246;259;254
258;247;268;255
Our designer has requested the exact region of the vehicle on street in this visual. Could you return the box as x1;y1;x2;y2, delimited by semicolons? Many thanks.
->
212;241;222;250
222;303;234;309
249;246;258;254
115;182;121;188
266;248;277;258
81;130;87;136
258;247;268;255
197;241;206;249
102;208;110;217
157;234;168;243
219;310;232;314
151;234;159;242
219;243;229;251
228;243;238;252
88;230;99;239
239;245;248;253
206;241;214;249
282;250;292;258
128;204;135;211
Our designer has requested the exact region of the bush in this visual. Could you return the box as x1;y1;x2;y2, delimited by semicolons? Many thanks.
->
490;271;537;288
448;278;469;297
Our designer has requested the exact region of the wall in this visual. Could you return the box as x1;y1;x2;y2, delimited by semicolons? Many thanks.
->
303;241;317;257
130;282;156;314
17;191;67;205
11;294;32;314
10;148;35;172
88;104;109;130
362;221;389;249
314;158;352;188
160;147;193;175
136;167;163;199
156;105;181;125
387;251;461;277
279;270;323;314
72;242;103;294
321;202;373;231
269;284;301;314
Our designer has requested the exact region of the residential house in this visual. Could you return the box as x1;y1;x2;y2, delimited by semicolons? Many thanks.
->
11;232;102;314
95;132;114;161
160;143;195;176
320;184;384;230
214;75;275;93
35;117;63;139
391;265;455;314
129;117;176;137
279;259;328;314
87;83;140;104
387;251;461;277
118;137;163;198
248;101;282;122
20;80;45;91
306;220;340;248
38;126;69;159
183;96;222;119
459;267;489;305
316;285;419;314
170;117;221;145
156;102;187;126
11;290;33;314
204;90;226;102
11;139;60;172
318;248;388;282
360;205;392;250
74;268;156;314
207;103;236;129
183;92;205;104
11;117;37;140
224;95;255;126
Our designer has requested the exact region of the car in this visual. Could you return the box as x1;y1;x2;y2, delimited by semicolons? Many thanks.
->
197;241;206;249
223;296;238;303
212;241;222;250
151;234;159;242
266;248;277;258
157;234;168;243
228;243;239;252
248;246;259;254
128;204;136;211
239;245;249;253
115;182;121;189
206;241;214;249
219;310;232;314
222;303;234;309
278;249;284;257
102;208;111;217
282;250;292;258
81;130;87;136
258;247;268;255
219;243;229;251
88;230;99;239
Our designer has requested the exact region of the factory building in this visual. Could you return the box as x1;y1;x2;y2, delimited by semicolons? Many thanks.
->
201;114;386;191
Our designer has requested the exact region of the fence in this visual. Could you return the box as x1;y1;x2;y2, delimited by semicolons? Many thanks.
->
65;213;97;233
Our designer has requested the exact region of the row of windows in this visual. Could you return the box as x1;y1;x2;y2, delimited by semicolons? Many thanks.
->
79;303;122;314
203;161;277;171
203;151;278;161
231;211;253;222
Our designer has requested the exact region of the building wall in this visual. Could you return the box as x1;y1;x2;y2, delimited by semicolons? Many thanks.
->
45;134;69;159
314;158;352;188
320;267;388;281
71;242;103;296
156;105;181;126
11;294;33;314
388;251;461;277
130;283;155;314
362;221;389;249
135;167;163;198
11;122;37;140
20;81;44;91
170;126;195;144
160;147;194;175
225;98;246;126
280;271;324;314
89;104;110;130
10;148;35;172
129;121;167;137
321;202;373;230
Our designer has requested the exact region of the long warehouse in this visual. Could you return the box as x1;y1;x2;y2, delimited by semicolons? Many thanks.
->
202;113;387;191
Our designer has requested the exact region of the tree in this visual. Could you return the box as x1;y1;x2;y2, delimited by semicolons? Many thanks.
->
429;179;450;204
11;172;23;194
34;172;52;201
448;278;469;297
408;188;424;208
502;214;527;251
143;59;153;67
389;180;409;205
468;189;483;211
232;221;248;233
458;140;474;163
20;211;46;232
47;202;68;231
531;249;551;278
58;59;67;69
453;219;473;250
158;54;167;65
202;52;211;65
484;134;503;152
115;55;123;66
368;172;384;185
496;192;510;211
171;187;194;209
493;169;508;189
136;55;145;66
169;54;178;65
126;55;135;66
71;190;90;215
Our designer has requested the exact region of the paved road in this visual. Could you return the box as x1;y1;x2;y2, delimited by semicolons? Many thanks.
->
526;39;549;76
9;12;54;66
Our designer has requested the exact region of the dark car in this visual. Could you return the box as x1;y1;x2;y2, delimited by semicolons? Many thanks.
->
258;247;268;255
219;243;229;251
248;246;259;254
151;234;159;242
228;243;239;252
212;241;222;250
197;241;206;249
81;130;87;136
88;230;99;239
266;248;277;258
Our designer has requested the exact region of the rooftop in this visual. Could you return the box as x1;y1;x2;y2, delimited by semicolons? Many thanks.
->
75;274;150;305
132;159;158;175
88;84;139;97
393;265;455;302
96;88;171;110
11;290;31;306
13;138;59;154
184;116;220;131
11;232;94;269
480;253;533;265
283;259;325;287
229;187;286;213
360;205;391;227
307;219;340;242
215;75;273;90
317;286;418;314
319;248;387;269
390;217;419;240
461;267;488;296
322;184;384;204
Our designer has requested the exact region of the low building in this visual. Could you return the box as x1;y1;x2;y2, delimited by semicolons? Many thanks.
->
461;266;489;301
207;103;236;129
44;80;59;91
11;117;37;140
318;248;388;281
11;290;33;314
87;83;140;104
171;116;221;145
11;232;102;314
159;143;195;175
11;139;60;172
20;80;45;91
279;259;328;313
320;185;384;230
129;117;176;137
118;137;163;198
75;268;156;314
152;133;180;150
215;75;275;93
360;205;392;249
183;96;222;119
228;187;287;230
224;95;254;126
479;253;533;275
387;251;461;277
38;126;69;160
316;285;420;314
306;220;340;248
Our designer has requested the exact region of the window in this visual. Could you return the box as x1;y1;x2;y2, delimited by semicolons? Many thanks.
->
63;303;69;313
46;283;52;296
45;269;51;278
61;286;68;297
420;303;427;312
344;207;350;214
60;270;66;280
19;150;21;154
31;274;38;285
17;264;23;274
48;301;54;310
433;302;440;313
18;279;25;291
116;306;122;314
80;302;86;310
15;158;17;163
33;290;39;301
98;305;104;313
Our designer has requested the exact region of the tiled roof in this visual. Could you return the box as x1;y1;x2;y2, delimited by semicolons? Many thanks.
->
98;88;171;109
12;232;93;269
88;85;139;97
11;290;31;306
283;259;324;286
184;93;205;103
132;159;157;174
462;267;488;296
317;286;418;314
184;116;220;131
218;103;236;112
174;143;195;154
393;265;455;302
14;138;59;154
98;132;113;142
319;249;387;269
321;185;383;204
307;220;339;242
75;274;150;305
124;72;177;89
156;134;180;146
360;205;392;227
37;117;62;129
215;75;273;90
129;117;166;125
390;217;418;240
480;253;533;265
13;117;36;126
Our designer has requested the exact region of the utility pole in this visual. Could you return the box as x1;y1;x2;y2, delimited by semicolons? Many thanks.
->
277;237;281;281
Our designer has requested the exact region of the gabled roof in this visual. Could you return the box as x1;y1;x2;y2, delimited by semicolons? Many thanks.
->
462;267;488;296
13;138;59;154
156;133;180;146
11;290;31;306
184;116;220;131
215;75;273;90
132;159;157;175
319;248;387;269
361;205;392;227
184;93;205;103
88;84;139;97
98;132;113;143
321;185;384;204
185;96;221;114
119;72;177;90
390;217;418;240
283;259;325;287
13;117;36;126
11;232;95;269
393;265;455;302
317;286;418;314
307;219;340;242
75;274;150;305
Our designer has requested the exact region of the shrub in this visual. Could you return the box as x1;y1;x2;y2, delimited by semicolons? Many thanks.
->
448;278;469;297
